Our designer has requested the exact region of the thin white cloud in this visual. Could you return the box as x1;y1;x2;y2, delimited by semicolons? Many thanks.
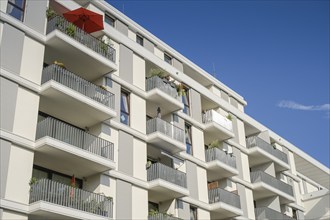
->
278;100;330;111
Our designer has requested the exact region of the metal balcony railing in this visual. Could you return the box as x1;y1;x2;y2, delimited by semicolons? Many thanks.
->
202;110;233;131
146;118;185;143
208;187;241;209
246;136;288;164
145;76;180;101
42;64;115;109
29;179;113;218
255;207;294;220
147;163;187;188
47;16;116;62
148;213;183;220
36;117;114;161
205;148;237;168
250;171;294;196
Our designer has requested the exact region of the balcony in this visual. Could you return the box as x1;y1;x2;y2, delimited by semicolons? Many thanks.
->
202;110;234;143
255;207;294;220
39;65;116;128
44;16;116;80
147;163;189;202
29;179;113;219
148;213;183;220
250;171;294;204
205;148;238;181
34;117;115;178
145;76;183;117
246;136;289;171
146;118;186;153
209;188;242;219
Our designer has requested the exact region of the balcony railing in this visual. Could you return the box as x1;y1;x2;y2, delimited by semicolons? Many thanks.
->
146;76;180;101
246;136;288;164
42;64;115;109
147;163;187;188
146;118;185;143
202;110;233;131
148;213;183;220
205;148;236;168
208;187;241;209
250;171;293;196
47;16;116;62
255;207;294;220
36;117;114;160
30;178;113;218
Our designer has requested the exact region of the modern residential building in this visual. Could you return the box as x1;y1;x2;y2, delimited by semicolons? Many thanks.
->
0;0;329;219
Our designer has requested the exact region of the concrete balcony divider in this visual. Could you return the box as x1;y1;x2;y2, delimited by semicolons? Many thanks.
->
246;136;288;164
202;110;233;131
250;171;294;196
36;117;114;161
29;178;113;218
146;76;180;101
255;207;294;220
148;213;183;220
147;163;187;188
47;16;116;62
146;118;185;143
208;187;241;209
42;64;115;109
205;148;237;168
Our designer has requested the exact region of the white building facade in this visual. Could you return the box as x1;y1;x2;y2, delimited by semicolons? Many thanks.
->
0;0;329;219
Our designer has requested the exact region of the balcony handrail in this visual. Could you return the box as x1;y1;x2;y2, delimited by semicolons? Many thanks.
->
47;15;116;62
146;118;185;143
202;110;233;131
255;207;294;220
147;163;187;188
246;136;288;164
42;64;115;109
250;170;294;196
36;117;114;160
146;76;180;101
148;213;183;220
29;178;113;218
208;187;241;209
205;148;237;168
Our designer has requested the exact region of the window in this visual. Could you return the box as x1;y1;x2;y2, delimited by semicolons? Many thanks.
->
164;53;172;64
32;166;83;188
185;123;192;155
182;88;190;115
120;90;130;125
7;0;26;21
136;34;143;46
105;14;115;27
190;206;197;220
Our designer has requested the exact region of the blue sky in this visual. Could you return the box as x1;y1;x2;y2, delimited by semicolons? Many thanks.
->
106;0;330;167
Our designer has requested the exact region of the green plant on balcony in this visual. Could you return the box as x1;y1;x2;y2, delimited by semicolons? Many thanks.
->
149;209;159;216
46;7;56;20
208;139;220;149
100;41;109;56
176;83;186;96
66;23;76;38
226;114;232;121
29;177;38;192
148;68;169;79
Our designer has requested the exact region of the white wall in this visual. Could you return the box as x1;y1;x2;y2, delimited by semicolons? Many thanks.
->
4;144;34;204
304;193;330;220
198;208;210;220
12;87;39;140
1;210;27;220
191;126;205;161
154;47;164;60
132;53;145;90
196;166;208;203
133;138;147;180
132;186;148;219
128;29;136;41
130;93;146;133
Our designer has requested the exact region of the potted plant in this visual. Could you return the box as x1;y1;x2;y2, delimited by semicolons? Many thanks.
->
46;7;56;20
208;139;220;149
148;68;168;79
29;177;38;192
66;23;76;37
176;83;186;96
226;114;232;121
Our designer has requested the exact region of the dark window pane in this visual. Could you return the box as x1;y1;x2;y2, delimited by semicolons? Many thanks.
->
105;14;115;27
136;35;143;46
120;112;129;125
7;4;24;21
